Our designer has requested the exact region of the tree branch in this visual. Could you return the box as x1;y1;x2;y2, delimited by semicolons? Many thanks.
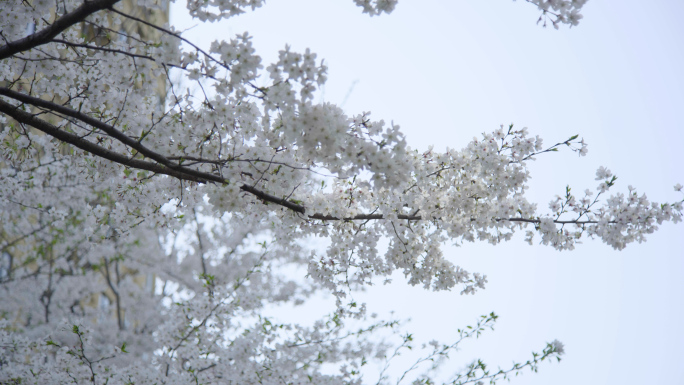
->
0;87;180;170
0;96;611;226
0;97;308;211
0;0;122;60
0;98;206;183
52;38;177;66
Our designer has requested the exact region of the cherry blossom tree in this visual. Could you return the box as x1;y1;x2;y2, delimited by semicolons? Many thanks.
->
0;0;681;384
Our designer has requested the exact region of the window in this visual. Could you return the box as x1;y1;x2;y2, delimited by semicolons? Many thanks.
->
0;251;12;281
98;293;110;323
25;22;35;37
145;273;155;294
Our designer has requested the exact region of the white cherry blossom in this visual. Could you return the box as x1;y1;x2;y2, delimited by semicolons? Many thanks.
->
0;0;681;384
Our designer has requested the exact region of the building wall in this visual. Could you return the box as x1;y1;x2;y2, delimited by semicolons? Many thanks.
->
0;0;169;331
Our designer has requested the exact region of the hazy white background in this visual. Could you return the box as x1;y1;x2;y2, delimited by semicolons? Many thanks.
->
171;1;684;384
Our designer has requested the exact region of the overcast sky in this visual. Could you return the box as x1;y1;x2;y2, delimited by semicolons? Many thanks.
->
171;1;684;384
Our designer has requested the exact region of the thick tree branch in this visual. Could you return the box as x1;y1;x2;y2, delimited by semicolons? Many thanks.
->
0;98;309;210
0;98;205;182
0;0;122;60
0;87;183;170
239;184;306;213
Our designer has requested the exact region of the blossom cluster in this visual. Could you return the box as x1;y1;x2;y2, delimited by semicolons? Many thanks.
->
352;0;399;16
527;0;588;28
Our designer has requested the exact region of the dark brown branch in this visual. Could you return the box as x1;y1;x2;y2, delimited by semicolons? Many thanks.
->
307;214;607;224
503;218;604;225
240;184;306;213
0;87;179;169
198;363;217;373
0;98;308;211
0;0;122;60
0;98;206;183
308;214;421;221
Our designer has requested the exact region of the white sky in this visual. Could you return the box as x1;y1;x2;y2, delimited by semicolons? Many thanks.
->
171;1;684;384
